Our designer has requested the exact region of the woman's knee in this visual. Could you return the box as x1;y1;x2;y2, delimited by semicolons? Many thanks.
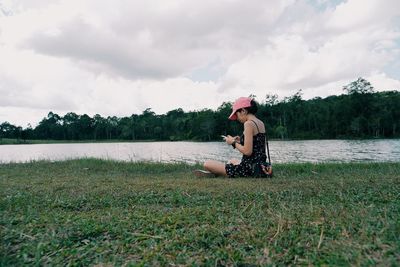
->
203;160;212;171
204;160;227;176
204;160;222;172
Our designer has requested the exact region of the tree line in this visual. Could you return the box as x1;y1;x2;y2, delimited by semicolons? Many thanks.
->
1;78;399;142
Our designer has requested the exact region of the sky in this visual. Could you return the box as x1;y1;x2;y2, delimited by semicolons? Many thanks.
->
1;0;400;127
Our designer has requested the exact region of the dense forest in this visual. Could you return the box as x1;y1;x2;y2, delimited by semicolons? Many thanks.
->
1;78;400;141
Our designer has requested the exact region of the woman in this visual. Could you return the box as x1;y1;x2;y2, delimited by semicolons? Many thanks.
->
194;97;271;178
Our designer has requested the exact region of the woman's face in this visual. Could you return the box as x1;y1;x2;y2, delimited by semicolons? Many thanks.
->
236;109;247;123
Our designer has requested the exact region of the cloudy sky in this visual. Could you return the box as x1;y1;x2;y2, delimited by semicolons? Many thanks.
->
1;0;400;127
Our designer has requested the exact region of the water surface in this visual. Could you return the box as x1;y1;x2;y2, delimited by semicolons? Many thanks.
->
1;139;399;164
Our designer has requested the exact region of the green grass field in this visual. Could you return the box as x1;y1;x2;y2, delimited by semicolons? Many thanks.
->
1;159;399;266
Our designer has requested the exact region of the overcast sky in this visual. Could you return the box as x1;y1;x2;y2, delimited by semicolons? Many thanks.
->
1;0;400;127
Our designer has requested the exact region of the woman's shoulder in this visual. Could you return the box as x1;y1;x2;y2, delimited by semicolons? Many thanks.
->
245;119;264;125
244;120;258;130
244;120;254;126
249;118;265;133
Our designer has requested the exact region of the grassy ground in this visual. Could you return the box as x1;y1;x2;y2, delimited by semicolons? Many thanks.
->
0;160;399;266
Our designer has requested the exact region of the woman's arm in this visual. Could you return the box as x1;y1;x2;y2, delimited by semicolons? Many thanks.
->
227;121;253;156
240;121;254;156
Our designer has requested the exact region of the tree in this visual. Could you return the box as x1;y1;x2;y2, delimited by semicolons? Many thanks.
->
93;114;107;140
265;94;278;106
165;108;186;140
215;102;232;136
62;112;80;140
192;109;216;141
0;122;18;139
282;90;304;138
119;116;136;140
78;114;94;139
2;82;400;141
343;77;374;95
154;126;162;139
35;112;63;140
105;116;119;140
275;125;287;140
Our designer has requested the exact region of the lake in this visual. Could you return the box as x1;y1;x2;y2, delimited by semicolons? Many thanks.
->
1;139;399;164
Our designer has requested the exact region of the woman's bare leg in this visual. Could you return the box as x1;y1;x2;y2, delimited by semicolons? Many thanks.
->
228;159;240;165
204;160;228;177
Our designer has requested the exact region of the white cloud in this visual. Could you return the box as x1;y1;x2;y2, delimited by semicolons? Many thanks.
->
368;72;400;91
220;0;400;99
15;0;296;80
328;0;400;30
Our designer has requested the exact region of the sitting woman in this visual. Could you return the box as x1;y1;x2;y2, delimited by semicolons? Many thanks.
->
194;97;272;178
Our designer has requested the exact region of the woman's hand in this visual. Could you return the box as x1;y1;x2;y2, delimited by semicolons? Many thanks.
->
225;135;236;145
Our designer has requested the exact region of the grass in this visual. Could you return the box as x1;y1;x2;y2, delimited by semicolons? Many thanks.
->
0;159;399;266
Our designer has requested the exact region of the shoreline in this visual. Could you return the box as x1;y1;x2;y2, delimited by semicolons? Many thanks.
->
2;137;400;145
1;158;400;165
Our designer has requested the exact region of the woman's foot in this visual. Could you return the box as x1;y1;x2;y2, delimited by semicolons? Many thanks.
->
192;169;216;178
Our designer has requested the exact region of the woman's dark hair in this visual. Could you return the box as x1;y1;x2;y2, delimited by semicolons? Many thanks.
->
243;99;258;114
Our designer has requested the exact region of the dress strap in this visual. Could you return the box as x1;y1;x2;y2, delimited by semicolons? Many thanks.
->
250;120;260;134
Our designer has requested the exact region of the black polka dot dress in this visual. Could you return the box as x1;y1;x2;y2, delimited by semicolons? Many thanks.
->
225;121;267;178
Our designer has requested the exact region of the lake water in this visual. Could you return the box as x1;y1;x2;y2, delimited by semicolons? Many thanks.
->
1;139;399;164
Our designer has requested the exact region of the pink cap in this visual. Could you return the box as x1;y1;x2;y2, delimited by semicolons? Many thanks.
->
228;97;252;120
